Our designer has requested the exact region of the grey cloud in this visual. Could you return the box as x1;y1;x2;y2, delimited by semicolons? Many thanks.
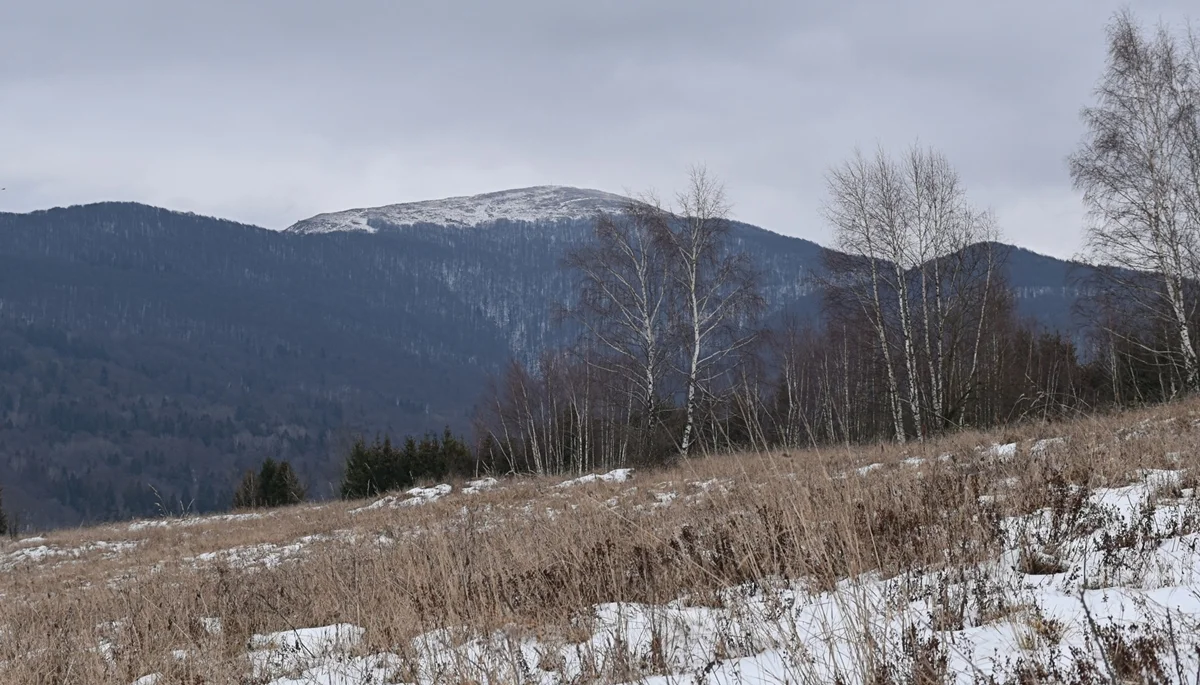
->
1;1;1196;257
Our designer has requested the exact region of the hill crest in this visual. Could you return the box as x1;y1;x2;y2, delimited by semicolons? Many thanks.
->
285;186;633;234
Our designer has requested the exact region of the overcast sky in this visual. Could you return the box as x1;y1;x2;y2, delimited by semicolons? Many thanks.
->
0;1;1194;258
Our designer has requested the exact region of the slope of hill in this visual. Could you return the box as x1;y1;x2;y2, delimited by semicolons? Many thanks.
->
2;397;1198;683
0;191;1087;527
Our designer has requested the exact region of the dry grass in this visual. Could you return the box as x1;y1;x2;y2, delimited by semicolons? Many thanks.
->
4;398;1200;683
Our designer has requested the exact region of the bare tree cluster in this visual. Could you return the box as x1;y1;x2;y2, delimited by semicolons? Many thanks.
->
474;10;1200;475
822;146;1004;442
478;168;763;474
759;306;1108;449
1073;11;1200;398
477;350;664;476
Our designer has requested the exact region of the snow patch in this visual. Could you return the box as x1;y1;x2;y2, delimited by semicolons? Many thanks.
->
186;542;306;570
2;540;139;570
397;484;452;507
248;624;365;680
463;477;499;495
557;469;634;488
348;495;400;514
1030;437;1067;454
350;484;453;513
128;511;265;532
856;463;884;476
985;442;1018;460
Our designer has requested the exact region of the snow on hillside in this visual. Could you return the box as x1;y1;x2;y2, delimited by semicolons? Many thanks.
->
286;186;632;234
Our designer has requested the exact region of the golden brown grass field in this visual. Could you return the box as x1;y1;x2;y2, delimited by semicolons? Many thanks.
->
5;400;1200;684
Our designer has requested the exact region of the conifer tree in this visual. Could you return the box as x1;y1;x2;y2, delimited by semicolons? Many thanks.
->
233;458;306;508
0;486;9;537
270;461;305;506
341;437;387;499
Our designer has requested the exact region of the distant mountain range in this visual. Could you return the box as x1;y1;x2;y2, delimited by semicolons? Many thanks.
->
0;187;1087;527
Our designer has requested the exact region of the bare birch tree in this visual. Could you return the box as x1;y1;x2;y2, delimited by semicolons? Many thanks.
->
1071;10;1200;394
823;150;909;442
660;166;764;458
564;197;674;459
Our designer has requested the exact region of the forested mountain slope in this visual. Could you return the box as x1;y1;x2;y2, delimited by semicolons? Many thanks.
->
0;189;1085;526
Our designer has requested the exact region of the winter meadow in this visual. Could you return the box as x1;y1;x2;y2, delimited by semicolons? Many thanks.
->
5;8;1200;685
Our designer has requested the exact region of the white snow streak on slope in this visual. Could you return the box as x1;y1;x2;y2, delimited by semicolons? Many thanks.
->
127;473;1200;684
463;477;498;495
1030;437;1066;454
186;541;306;570
855;462;884;476
287;186;631;234
349;484;453;513
557;468;634;488
1;540;139;570
397;484;452;507
247;624;366;679
128;511;265;532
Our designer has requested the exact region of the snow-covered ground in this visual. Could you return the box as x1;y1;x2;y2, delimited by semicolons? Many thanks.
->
0;539;140;571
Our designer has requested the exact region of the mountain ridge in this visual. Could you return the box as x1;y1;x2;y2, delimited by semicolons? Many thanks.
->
6;195;1083;270
0;196;1087;527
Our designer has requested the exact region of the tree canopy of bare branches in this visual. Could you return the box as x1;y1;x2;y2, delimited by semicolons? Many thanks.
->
476;9;1200;472
482;169;765;473
564;197;673;429
1072;10;1200;395
661;166;765;457
823;145;1004;441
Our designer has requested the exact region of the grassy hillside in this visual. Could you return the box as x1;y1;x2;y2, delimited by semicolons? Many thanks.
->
8;403;1200;683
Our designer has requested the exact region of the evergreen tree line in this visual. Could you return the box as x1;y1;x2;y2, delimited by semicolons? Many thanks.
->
340;429;474;499
0;486;10;537
228;428;475;510
232;458;306;509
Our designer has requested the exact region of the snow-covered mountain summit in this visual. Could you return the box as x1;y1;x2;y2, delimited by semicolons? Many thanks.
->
286;186;632;234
